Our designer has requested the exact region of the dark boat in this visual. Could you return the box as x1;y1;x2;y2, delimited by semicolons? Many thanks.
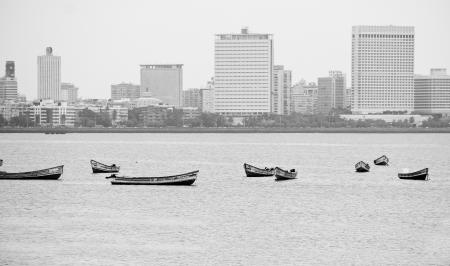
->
244;163;275;177
91;160;120;173
110;170;199;186
374;155;389;166
0;165;64;180
398;168;429;181
274;167;297;180
355;161;370;172
0;159;3;167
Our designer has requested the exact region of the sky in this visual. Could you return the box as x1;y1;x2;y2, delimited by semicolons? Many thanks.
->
1;0;449;99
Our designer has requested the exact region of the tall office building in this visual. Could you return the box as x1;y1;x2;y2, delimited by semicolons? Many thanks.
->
111;82;140;100
351;25;415;114
317;71;346;114
291;81;318;114
214;28;273;116
272;65;292;115
38;47;61;101
414;68;450;115
0;61;18;102
5;61;15;78
140;64;183;107
182;88;201;108
60;82;79;103
200;78;215;113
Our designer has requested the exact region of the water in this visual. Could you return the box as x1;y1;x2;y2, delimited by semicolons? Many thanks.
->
0;133;449;265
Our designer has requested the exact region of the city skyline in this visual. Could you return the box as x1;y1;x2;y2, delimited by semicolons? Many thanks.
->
1;0;449;100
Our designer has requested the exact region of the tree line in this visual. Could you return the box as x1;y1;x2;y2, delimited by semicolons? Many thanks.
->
1;108;449;128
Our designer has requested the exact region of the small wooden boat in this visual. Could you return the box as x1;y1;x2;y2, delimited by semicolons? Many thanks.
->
91;160;120;173
0;165;64;180
398;168;429;181
110;170;199;186
374;155;389;166
274;167;297;180
355;161;370;172
244;163;275;177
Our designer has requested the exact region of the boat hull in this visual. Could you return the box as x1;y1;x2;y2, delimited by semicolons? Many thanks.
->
398;168;429;181
374;155;389;166
111;178;196;186
92;168;119;173
110;170;199;186
244;163;274;177
0;165;64;180
274;167;297;180
91;160;120;173
355;161;370;172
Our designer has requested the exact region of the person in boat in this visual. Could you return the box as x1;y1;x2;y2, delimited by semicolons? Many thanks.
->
290;169;296;173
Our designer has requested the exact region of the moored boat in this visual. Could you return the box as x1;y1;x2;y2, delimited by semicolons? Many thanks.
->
398;168;429;181
91;160;120;173
244;163;274;177
0;165;64;180
274;167;297;180
355;161;370;172
0;159;3;167
110;170;199;186
374;155;389;166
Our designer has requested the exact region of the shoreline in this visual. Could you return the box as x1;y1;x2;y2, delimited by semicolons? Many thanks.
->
1;127;450;133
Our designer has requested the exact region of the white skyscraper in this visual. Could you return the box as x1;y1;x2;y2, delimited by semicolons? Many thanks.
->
38;47;61;101
214;28;273;116
414;68;450;115
351;25;415;114
272;65;292;115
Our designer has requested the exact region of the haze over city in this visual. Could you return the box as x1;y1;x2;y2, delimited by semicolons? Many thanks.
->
1;0;449;99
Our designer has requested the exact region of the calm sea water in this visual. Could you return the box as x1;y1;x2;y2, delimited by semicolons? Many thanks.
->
0;133;449;265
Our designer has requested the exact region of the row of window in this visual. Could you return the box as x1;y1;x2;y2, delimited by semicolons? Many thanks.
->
354;34;414;38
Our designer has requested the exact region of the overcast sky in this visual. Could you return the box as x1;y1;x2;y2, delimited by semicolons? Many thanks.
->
1;0;449;99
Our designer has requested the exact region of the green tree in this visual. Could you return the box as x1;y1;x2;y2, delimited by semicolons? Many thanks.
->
166;109;183;127
0;114;7;127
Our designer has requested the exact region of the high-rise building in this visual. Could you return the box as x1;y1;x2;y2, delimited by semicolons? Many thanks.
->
317;71;346;114
414;68;450;115
60;83;79;103
214;28;273;116
272;65;292;115
200;78;215;113
0;61;18;102
5;61;15;78
38;47;61;101
182;88;201;108
351;25;415;114
291;81;318;114
140;64;183;107
111;82;140;100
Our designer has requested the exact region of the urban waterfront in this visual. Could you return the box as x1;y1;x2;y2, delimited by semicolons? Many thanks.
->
0;133;449;265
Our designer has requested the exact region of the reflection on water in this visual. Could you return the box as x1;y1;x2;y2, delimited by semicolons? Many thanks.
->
0;133;449;265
